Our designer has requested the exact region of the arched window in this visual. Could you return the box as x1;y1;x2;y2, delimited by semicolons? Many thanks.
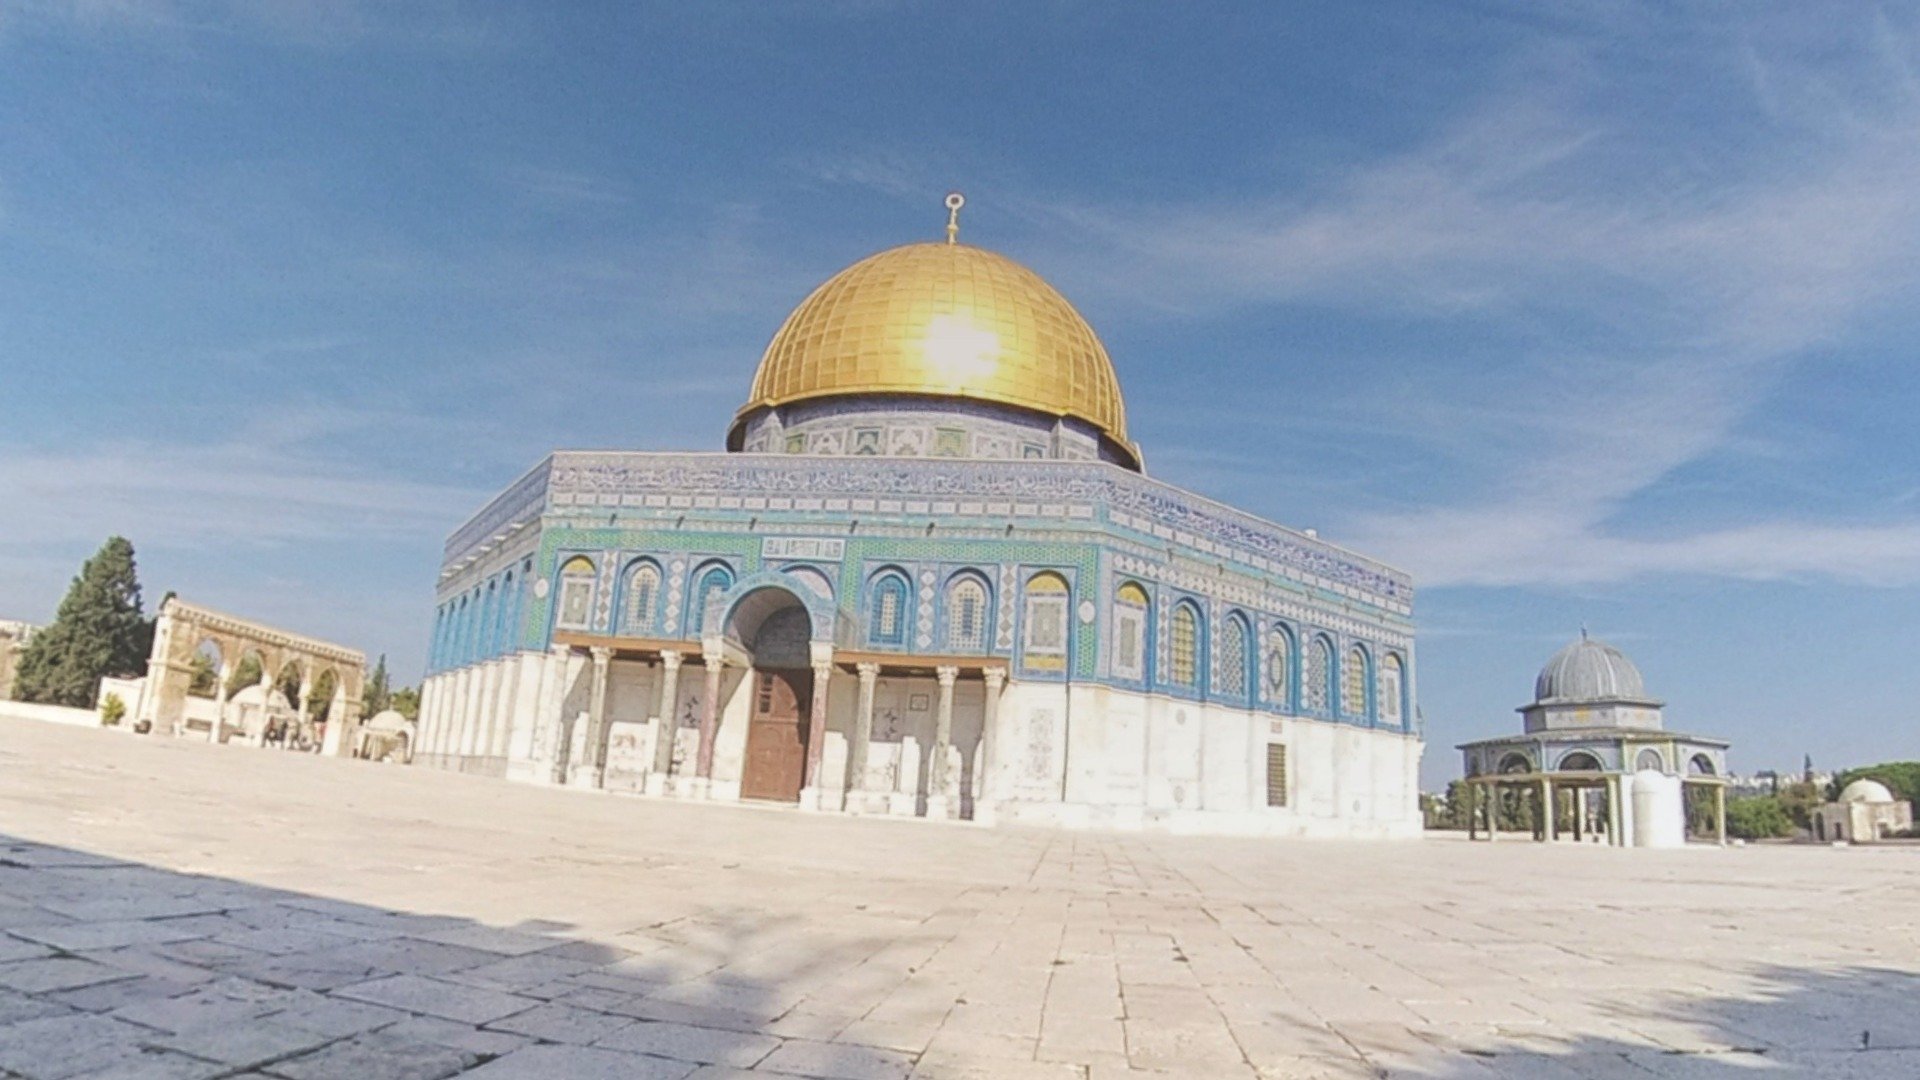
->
1380;654;1405;727
1168;602;1200;689
556;557;596;631
1343;645;1371;719
1559;750;1603;772
867;570;910;647
1112;582;1150;681
1217;612;1251;700
1021;572;1070;672
621;561;661;635
494;572;515;655
945;574;989;654
1265;625;1294;709
687;564;734;636
1304;635;1333;713
462;587;482;662
1636;748;1665;772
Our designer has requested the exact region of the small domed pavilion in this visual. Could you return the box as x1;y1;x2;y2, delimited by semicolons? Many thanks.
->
1458;632;1730;847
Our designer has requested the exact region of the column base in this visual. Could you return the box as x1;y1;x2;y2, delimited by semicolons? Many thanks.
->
646;771;674;796
887;791;916;817
687;777;712;801
923;795;951;821
797;787;825;812
971;800;998;827
843;788;871;814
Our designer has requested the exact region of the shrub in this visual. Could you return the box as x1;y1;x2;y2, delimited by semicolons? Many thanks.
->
1725;796;1795;840
99;692;126;726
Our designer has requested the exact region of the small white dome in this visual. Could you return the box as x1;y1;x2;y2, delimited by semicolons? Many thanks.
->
1535;633;1648;702
364;710;412;733
1840;779;1895;804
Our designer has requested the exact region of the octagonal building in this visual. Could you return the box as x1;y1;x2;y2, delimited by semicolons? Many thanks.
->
414;207;1422;837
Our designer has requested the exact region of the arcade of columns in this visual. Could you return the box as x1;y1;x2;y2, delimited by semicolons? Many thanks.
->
416;642;1009;818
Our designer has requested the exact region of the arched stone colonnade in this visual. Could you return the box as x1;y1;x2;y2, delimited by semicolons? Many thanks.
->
416;581;1012;821
133;598;366;755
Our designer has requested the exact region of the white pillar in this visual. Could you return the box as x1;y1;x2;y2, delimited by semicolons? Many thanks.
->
649;650;684;793
925;666;958;819
210;664;231;744
845;663;878;812
583;646;613;789
799;644;833;811
975;667;1006;825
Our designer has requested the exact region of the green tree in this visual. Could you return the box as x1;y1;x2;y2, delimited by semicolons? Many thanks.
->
1725;796;1794;840
388;685;420;721
187;652;216;697
364;654;391;716
1775;781;1822;830
1831;762;1920;809
12;537;151;706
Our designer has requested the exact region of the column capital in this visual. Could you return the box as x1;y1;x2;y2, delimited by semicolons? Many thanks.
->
590;645;614;664
809;641;835;668
660;649;683;671
701;640;726;666
856;662;880;683
982;667;1007;689
935;665;959;687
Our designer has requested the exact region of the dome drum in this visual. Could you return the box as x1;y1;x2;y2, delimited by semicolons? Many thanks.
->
731;393;1135;467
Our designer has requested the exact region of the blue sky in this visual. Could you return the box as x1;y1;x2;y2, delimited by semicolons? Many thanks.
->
4;2;1918;786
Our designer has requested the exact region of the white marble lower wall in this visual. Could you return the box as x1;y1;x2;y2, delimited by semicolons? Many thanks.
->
413;653;1424;839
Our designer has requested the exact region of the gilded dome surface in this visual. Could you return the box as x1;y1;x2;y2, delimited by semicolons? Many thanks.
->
734;240;1135;465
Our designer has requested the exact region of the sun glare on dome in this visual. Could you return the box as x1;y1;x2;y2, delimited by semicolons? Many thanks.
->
920;313;999;386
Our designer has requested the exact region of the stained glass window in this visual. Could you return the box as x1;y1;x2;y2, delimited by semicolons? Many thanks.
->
1305;636;1332;713
946;576;988;653
622;562;660;634
1169;603;1199;688
1022;572;1069;672
556;556;595;631
1344;646;1370;718
869;572;908;646
1113;582;1149;680
1217;613;1249;699
1266;626;1292;707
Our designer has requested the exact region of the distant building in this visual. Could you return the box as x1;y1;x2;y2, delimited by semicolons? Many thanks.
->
1813;780;1913;844
1456;632;1731;847
0;619;40;701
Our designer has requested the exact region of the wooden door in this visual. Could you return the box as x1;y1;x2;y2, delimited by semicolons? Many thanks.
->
740;668;811;802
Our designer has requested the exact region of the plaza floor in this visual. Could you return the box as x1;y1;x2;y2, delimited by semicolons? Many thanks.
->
0;719;1916;1079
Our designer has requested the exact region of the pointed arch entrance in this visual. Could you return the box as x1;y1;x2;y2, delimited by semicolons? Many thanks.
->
726;586;816;803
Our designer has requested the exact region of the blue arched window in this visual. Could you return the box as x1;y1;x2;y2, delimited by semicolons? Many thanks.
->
1217;611;1252;702
1265;624;1295;710
621;560;662;635
1112;581;1150;682
943;573;989;653
687;563;733;636
1168;601;1203;690
1381;653;1406;729
555;557;597;632
1305;634;1334;714
868;570;911;647
492;573;515;656
1342;644;1373;721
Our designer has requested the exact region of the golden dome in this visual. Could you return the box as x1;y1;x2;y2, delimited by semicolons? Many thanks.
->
732;240;1136;466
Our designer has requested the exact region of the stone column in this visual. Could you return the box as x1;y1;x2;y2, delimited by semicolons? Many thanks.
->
1539;777;1555;842
694;645;725;795
583;646;613;789
925;666;959;820
974;667;1006;825
799;644;834;811
210;663;231;744
1487;782;1498;842
648;650;683;794
1608;775;1624;847
254;670;274;748
1715;784;1727;846
1468;781;1479;841
844;663;879;813
320;684;350;756
294;676;313;753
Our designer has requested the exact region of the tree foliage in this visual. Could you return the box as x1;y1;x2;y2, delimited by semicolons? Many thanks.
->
388;685;420;721
12;537;152;707
1726;796;1795;840
1832;762;1920;810
364;654;390;716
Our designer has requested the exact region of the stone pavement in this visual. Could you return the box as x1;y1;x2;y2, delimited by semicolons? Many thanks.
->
1;719;1916;1079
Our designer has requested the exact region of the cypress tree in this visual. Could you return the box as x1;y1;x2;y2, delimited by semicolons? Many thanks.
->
364;654;391;716
13;537;151;707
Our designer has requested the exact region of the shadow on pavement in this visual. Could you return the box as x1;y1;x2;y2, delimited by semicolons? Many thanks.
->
0;831;937;1079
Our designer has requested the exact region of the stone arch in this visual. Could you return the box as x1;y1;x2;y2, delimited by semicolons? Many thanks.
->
716;571;837;645
1557;749;1604;772
1498;751;1534;774
1688;753;1716;777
